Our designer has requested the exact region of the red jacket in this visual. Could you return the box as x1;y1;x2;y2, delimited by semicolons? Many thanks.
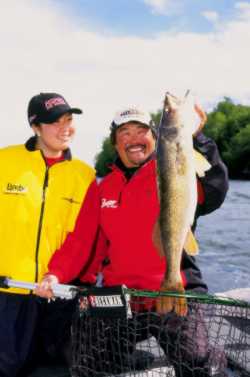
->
84;159;206;291
48;133;228;292
98;160;166;289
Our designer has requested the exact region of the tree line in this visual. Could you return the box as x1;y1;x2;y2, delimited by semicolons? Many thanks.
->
95;98;250;179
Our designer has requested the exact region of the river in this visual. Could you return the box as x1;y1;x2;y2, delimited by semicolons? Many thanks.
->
196;180;250;294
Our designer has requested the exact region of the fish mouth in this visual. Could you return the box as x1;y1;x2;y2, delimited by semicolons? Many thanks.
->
164;92;181;110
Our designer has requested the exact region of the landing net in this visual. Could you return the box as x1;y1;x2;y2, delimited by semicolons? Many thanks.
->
71;287;250;377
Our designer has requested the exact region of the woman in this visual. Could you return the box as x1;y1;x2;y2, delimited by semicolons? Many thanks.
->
0;92;99;377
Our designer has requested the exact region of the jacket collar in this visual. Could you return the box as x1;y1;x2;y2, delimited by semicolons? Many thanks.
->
111;153;156;178
25;136;72;160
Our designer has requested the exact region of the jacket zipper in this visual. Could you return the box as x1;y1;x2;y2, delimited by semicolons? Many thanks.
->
34;166;49;283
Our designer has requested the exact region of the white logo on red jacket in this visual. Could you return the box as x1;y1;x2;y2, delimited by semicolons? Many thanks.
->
101;198;118;208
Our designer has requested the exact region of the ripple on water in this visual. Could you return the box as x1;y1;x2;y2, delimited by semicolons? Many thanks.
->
196;180;250;293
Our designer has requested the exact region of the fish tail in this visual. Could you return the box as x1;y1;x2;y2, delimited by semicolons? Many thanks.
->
156;282;188;317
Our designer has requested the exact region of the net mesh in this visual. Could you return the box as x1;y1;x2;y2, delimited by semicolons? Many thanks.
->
71;289;250;377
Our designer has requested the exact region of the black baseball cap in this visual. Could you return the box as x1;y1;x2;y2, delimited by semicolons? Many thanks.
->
27;92;82;126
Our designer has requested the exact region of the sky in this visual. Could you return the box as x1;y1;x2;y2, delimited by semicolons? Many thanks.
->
1;0;250;164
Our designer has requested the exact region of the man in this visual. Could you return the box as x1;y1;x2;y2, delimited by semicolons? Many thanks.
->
38;103;229;376
0;92;99;377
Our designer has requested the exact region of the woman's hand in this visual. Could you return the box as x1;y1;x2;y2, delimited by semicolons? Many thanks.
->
34;274;59;299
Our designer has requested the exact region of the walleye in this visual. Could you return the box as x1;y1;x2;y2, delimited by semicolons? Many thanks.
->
153;92;199;317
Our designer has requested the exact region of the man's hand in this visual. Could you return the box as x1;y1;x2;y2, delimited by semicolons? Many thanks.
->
34;274;59;299
194;103;207;134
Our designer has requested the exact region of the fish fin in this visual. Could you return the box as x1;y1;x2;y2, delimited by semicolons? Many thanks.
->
193;149;211;177
152;221;165;257
184;229;199;256
156;281;188;317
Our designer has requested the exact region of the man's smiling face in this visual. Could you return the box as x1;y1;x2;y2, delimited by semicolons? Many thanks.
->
115;122;156;167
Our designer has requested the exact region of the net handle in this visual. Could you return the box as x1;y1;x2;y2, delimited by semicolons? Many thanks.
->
0;276;78;300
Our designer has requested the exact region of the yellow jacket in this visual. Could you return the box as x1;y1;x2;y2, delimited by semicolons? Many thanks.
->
0;139;95;294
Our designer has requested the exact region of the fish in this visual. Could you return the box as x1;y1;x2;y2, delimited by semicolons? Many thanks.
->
153;91;199;316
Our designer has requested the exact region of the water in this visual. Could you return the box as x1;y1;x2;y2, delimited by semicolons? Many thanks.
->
196;180;250;294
